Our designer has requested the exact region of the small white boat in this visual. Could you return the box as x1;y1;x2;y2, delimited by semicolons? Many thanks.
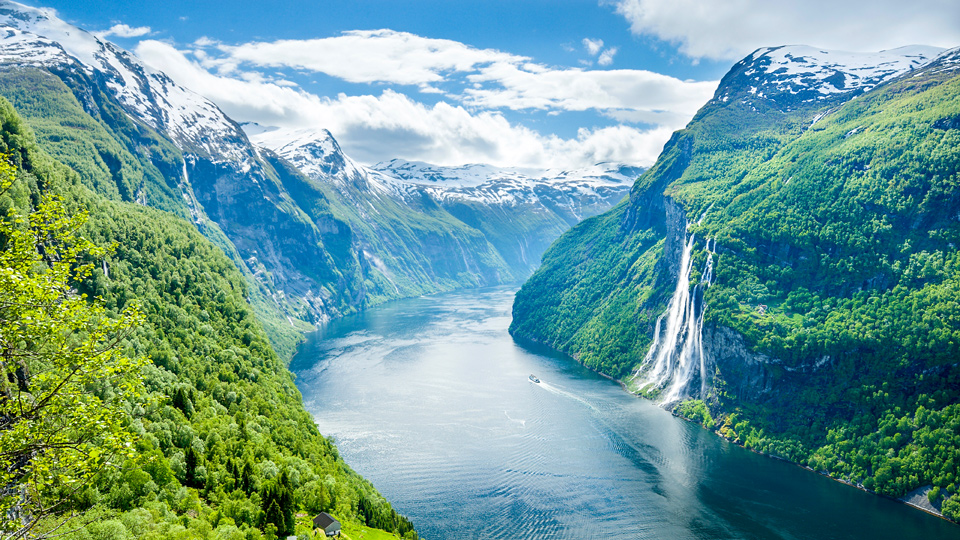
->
528;374;540;383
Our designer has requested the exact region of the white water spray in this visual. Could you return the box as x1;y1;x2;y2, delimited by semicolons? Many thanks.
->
634;232;715;405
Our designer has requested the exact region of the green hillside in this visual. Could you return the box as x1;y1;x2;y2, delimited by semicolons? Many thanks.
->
0;65;521;363
0;97;415;539
264;150;512;303
512;51;960;516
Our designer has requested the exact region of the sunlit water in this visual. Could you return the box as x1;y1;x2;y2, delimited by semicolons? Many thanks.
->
291;287;959;540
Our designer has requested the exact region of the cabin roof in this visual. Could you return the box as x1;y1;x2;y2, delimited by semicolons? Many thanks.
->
313;512;340;530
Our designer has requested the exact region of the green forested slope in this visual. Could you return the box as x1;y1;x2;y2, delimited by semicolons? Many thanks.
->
0;65;317;363
512;50;960;516
265;151;512;303
0;98;415;539
0;66;187;216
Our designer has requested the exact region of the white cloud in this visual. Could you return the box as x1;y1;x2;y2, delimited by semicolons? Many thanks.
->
95;23;151;39
463;62;715;120
294;92;676;168
608;0;960;60
135;40;677;168
217;29;528;86
598;47;618;66
137;40;321;126
192;36;218;47
583;38;604;56
182;30;716;120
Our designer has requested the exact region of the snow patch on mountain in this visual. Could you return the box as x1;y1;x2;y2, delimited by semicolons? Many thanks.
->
754;45;940;94
921;46;960;76
0;0;253;164
246;125;368;184
0;27;65;65
0;2;100;66
250;125;638;212
720;44;945;105
374;159;640;214
371;159;541;189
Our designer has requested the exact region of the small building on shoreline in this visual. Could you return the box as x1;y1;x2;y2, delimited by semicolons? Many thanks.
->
313;512;342;537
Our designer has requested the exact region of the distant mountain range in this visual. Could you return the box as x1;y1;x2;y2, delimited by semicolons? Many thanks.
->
248;124;639;276
0;0;636;357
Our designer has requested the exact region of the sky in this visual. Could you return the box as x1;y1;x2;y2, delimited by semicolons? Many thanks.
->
18;0;960;169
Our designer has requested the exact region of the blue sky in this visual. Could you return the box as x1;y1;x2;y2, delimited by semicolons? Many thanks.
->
19;0;960;168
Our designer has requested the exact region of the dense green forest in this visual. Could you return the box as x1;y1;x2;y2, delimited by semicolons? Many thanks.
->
0;97;416;539
0;66;528;366
512;50;960;517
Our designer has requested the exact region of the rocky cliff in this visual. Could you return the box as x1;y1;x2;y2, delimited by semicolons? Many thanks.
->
0;0;635;358
512;43;960;513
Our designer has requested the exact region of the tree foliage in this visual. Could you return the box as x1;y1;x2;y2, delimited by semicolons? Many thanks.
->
0;94;418;538
513;54;960;515
0;155;144;538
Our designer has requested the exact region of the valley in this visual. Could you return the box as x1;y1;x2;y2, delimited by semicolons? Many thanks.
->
0;1;958;539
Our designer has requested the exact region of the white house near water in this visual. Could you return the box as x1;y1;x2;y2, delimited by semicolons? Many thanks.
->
312;512;342;537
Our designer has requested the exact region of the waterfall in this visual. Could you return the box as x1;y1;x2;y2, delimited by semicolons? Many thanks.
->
179;160;204;225
634;233;715;405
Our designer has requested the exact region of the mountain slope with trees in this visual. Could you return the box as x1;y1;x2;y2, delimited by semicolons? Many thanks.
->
511;45;960;517
0;97;415;539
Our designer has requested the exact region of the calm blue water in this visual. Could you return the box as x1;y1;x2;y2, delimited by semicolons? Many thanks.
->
291;286;960;540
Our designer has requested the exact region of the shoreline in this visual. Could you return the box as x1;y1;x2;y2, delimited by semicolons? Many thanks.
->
513;335;956;526
620;379;956;524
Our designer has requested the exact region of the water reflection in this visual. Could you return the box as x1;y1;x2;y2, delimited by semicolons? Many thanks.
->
292;286;960;540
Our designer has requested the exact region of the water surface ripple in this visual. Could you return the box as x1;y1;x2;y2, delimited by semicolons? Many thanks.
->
291;287;959;540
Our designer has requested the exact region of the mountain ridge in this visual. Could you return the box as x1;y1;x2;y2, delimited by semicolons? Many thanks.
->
249;124;637;278
0;0;636;356
511;41;960;519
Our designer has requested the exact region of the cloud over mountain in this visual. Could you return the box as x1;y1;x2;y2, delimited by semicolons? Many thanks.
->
136;31;717;168
609;0;960;60
94;23;150;38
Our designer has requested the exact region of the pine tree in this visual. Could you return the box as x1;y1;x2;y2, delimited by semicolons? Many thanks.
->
241;459;255;494
260;469;296;536
277;469;295;535
185;446;199;488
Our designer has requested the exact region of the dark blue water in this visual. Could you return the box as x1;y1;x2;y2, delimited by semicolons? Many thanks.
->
291;287;960;540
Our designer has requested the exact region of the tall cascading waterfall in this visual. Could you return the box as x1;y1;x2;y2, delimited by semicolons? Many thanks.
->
634;232;715;405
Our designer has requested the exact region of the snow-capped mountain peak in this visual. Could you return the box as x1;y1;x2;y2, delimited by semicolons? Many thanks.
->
0;0;253;163
0;1;102;66
718;44;945;106
246;125;368;185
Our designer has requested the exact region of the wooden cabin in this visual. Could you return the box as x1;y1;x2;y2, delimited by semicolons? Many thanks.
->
312;512;341;537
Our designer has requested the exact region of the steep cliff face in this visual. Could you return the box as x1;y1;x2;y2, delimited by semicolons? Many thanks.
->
252;127;637;279
0;2;636;357
513;44;960;508
702;325;778;404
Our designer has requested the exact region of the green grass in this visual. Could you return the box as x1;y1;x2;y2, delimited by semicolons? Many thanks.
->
341;520;408;540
